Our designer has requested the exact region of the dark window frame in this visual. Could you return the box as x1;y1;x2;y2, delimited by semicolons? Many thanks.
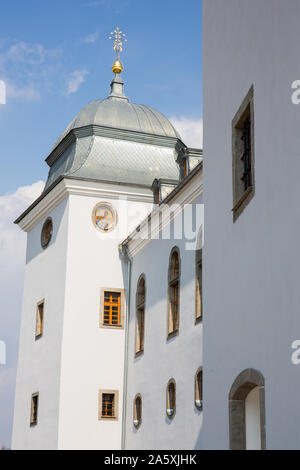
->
232;85;255;222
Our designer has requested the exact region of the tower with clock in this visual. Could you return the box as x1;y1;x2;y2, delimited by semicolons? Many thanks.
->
12;28;186;450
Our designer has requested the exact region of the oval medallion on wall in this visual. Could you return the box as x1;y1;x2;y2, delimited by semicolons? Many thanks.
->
92;202;117;232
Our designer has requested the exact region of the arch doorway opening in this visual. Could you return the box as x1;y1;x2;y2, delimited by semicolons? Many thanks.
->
229;369;266;450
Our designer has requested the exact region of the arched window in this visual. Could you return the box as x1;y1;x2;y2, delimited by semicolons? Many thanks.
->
195;368;203;410
135;275;146;355
133;394;142;429
195;226;203;322
166;379;176;419
229;369;266;450
168;248;180;337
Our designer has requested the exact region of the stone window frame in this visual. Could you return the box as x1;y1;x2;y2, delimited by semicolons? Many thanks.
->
166;378;176;420
135;274;146;357
195;367;203;411
35;299;45;340
232;85;255;222
99;288;125;330
229;368;266;450
30;392;39;426
98;389;119;421
133;393;142;429
167;247;181;339
40;217;53;249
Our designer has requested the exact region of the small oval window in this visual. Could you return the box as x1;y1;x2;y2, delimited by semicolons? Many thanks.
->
195;368;203;410
133;394;142;429
41;218;53;249
166;379;176;419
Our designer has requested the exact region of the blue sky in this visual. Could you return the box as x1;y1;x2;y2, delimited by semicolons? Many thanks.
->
0;0;202;448
0;0;202;194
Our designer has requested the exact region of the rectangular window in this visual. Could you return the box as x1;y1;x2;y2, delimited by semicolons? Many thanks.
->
104;292;120;326
30;393;39;426
35;300;44;339
100;289;125;329
102;394;115;417
232;85;255;221
98;390;119;421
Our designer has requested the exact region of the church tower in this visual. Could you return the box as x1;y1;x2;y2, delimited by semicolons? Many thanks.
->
12;28;185;450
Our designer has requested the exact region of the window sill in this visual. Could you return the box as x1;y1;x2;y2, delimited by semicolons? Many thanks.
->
167;329;179;340
135;349;144;358
99;416;118;421
100;323;124;330
232;186;254;222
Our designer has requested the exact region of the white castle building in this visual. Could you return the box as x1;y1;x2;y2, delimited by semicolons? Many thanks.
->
13;0;300;450
12;38;203;450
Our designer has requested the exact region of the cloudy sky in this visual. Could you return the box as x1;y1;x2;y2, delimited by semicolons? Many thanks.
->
0;0;202;447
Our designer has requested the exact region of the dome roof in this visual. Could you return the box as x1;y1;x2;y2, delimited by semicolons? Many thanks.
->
43;74;185;194
53;75;181;149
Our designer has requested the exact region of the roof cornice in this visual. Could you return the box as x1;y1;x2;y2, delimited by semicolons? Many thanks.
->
14;177;153;231
120;162;203;258
46;124;186;168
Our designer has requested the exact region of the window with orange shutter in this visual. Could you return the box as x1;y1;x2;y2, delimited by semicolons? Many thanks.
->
102;393;115;418
103;292;121;326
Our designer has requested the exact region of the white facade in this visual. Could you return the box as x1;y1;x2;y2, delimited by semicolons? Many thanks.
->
12;178;153;450
12;1;300;450
203;0;300;450
123;166;203;449
11;32;206;448
12;198;69;449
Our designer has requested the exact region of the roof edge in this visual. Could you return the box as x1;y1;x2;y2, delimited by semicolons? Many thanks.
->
14;175;155;226
120;160;203;251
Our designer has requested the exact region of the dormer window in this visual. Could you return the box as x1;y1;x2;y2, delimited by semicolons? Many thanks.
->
176;150;190;180
176;148;202;180
183;157;188;178
151;179;178;205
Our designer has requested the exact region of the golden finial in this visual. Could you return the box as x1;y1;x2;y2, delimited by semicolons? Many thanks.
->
109;26;127;74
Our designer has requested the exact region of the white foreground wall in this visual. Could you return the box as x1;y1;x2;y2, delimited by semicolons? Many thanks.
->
203;0;300;450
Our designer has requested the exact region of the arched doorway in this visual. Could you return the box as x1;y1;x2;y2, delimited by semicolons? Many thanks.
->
229;369;266;450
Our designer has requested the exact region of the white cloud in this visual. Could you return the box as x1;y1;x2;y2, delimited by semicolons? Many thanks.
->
67;69;88;94
0;181;44;270
83;32;99;44
5;41;46;65
0;41;62;102
169;117;203;148
5;81;40;101
0;181;44;447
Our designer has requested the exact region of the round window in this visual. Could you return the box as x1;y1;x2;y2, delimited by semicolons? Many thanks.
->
41;218;53;248
92;203;117;232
